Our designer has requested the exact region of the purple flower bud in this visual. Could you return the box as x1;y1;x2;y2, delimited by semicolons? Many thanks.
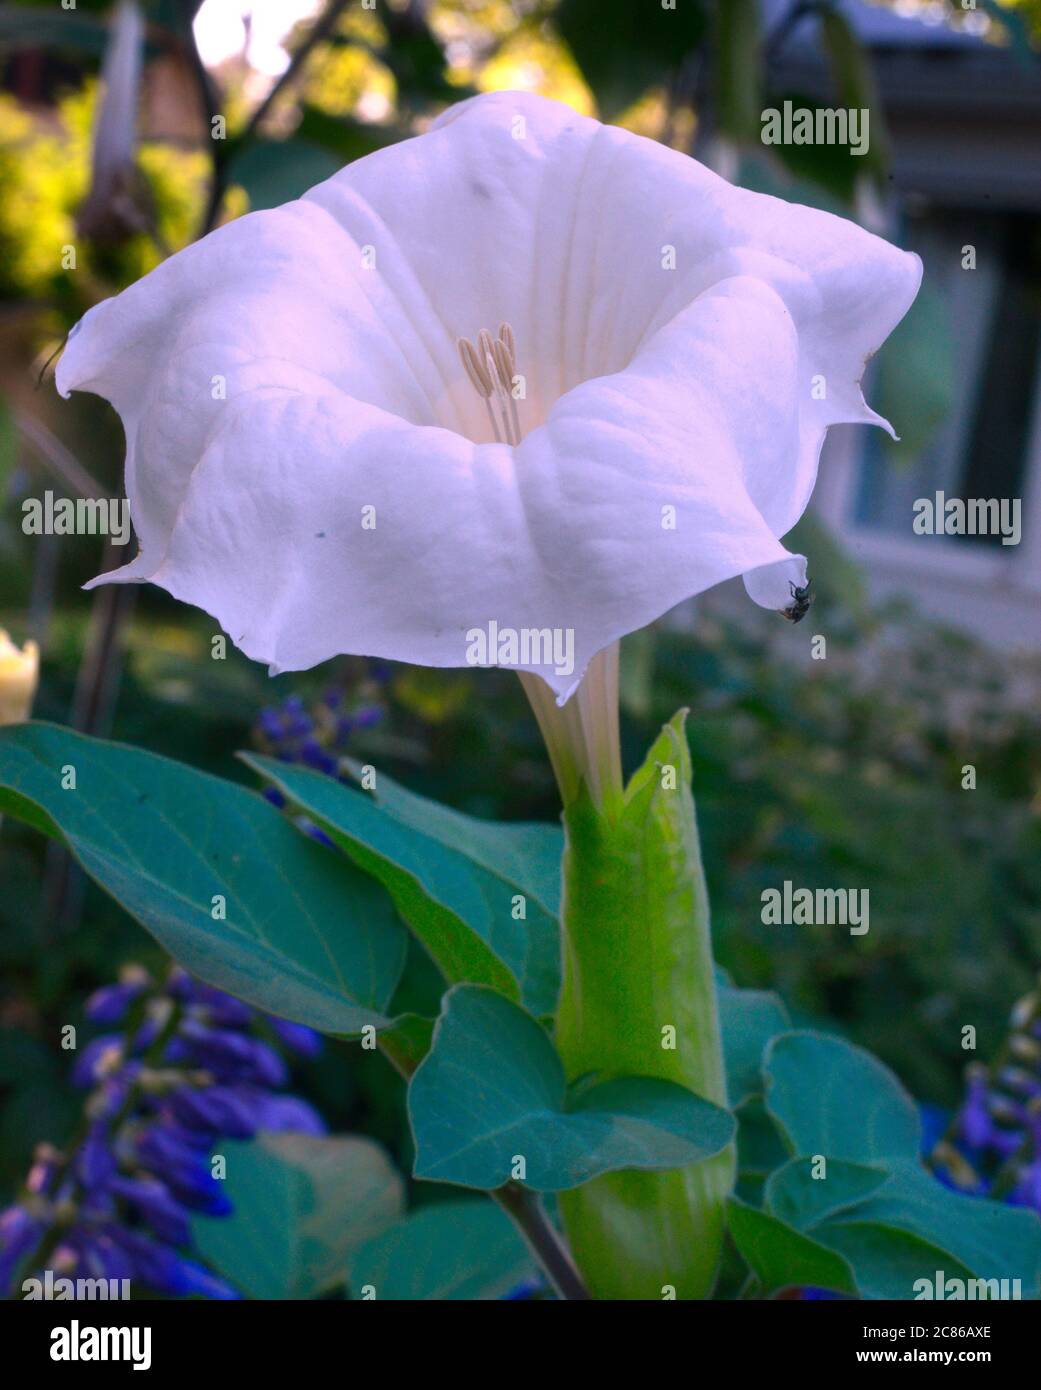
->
169;1085;259;1139
246;1092;326;1135
178;1020;287;1087
93;1062;141;1120
85;980;146;1025
112;1231;240;1299
258;708;285;740
166;968;196;1001
109;1176;193;1246
1010;1161;1041;1211
189;985;254;1028
267;1018;322;1060
958;1069;994;1151
66;1225;135;1282
75;1124;117;1192
130;1013;165;1053
352;704;383;730
72;1035;125;1089
300;738;335;773
135;1125;231;1214
989;1127;1027;1158
26;1145;63;1197
0;1206;44;1293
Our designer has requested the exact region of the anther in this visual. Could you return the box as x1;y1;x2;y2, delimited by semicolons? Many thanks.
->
457;322;522;446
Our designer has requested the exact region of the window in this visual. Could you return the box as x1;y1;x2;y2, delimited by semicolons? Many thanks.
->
853;209;1041;551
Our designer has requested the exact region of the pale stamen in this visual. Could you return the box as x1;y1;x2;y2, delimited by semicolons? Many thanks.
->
457;322;522;446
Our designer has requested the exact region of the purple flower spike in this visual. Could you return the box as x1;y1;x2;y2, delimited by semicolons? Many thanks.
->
2;965;331;1301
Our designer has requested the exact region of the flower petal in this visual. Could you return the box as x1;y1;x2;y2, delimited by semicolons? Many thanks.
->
57;92;920;697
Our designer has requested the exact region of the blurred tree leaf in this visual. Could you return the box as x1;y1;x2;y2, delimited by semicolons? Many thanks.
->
715;0;763;142
762;92;863;201
782;507;869;618
820;7;890;178
554;0;707;119
979;0;1039;60
872;281;955;468
371;0;459;106
227;138;344;211
0;2;108;54
295;105;402;162
0;395;15;493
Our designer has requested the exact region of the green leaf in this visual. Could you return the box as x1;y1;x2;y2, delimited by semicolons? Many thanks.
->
809;1222;971;1302
377;1013;434;1078
346;1199;535;1301
762;1155;1041;1300
727;1197;857;1298
735;1098;790;1181
719;984;790;1107
0;723;406;1034
243;754;561;1018
764;1031;921;1163
766;1156;889;1229
194;1133;404;1300
408;985;735;1192
816;1161;1041;1299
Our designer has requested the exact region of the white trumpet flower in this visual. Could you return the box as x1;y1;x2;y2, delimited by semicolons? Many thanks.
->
58;91;920;703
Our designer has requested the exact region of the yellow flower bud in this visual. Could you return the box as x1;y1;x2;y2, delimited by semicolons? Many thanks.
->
0;629;39;726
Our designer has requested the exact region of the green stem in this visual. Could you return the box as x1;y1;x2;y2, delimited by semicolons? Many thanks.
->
521;653;735;1300
556;714;733;1298
519;644;623;814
